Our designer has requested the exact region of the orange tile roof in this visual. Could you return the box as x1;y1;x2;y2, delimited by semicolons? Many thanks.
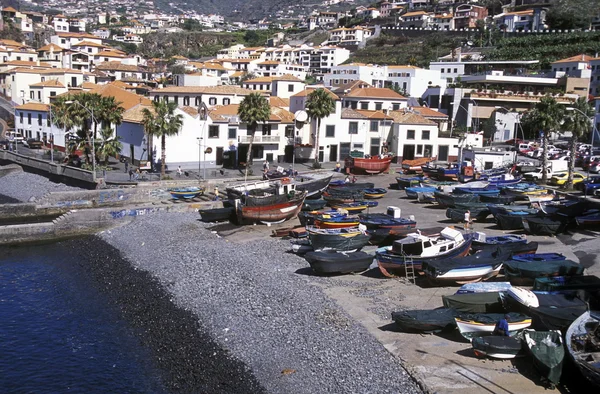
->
209;104;294;123
2;60;53;67
15;102;50;111
72;41;106;48
552;54;593;64
180;106;199;117
95;50;126;58
269;96;290;107
504;10;534;16
151;85;256;95
402;11;428;17
122;103;154;124
85;84;152;110
38;43;65;52
388;110;436;125
2;6;17;12
244;76;274;83
56;32;99;39
274;74;303;82
95;62;141;72
411;106;448;118
344;87;406;100
81;81;100;89
30;80;65;88
291;87;339;100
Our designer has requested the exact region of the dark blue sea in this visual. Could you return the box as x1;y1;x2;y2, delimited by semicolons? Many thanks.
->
0;242;166;393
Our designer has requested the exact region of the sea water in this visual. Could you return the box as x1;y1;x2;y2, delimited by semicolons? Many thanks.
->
0;241;166;393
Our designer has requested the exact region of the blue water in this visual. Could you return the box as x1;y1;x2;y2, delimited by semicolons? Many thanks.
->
0;243;165;393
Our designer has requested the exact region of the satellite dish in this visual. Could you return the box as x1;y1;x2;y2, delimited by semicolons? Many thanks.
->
466;41;473;46
294;110;308;122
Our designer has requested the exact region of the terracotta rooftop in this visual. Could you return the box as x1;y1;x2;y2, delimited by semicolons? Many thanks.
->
209;104;294;123
15;102;50;111
85;84;152;110
72;41;106;48
411;106;448;118
95;62;141;72
269;96;289;107
244;76;274;84
552;54;593;64
38;43;65;52
30;80;65;88
180;106;199;117
341;108;392;120
291;87;339;100
344;87;406;100
122;103;154;124
388;110;436;125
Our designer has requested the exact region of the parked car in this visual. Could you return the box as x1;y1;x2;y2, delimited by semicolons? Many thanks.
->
22;139;43;149
590;162;600;174
576;176;600;193
505;138;524;146
548;172;586;186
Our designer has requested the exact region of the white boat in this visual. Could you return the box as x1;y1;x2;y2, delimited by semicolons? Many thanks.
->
566;311;600;388
455;313;532;340
456;282;513;294
507;287;540;308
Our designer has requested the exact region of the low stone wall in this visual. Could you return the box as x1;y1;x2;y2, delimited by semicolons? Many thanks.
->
0;163;23;177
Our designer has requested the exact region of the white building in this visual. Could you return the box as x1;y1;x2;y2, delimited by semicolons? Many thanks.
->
52;14;69;32
493;9;547;32
328;26;374;46
149;85;257;108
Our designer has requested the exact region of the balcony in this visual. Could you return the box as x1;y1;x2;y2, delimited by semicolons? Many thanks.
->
238;134;281;144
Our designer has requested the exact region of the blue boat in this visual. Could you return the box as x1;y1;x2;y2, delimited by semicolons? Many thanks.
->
471;233;527;253
358;213;417;230
329;201;378;213
436;164;460;180
511;253;567;263
396;176;424;190
453;187;500;196
169;186;204;199
405;186;438;199
363;188;388;199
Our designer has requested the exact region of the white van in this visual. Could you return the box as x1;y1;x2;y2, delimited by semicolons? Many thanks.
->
7;131;24;142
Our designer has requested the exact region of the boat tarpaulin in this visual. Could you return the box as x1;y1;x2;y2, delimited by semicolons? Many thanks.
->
442;292;505;313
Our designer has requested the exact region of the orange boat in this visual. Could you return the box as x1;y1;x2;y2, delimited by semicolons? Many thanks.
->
345;155;394;175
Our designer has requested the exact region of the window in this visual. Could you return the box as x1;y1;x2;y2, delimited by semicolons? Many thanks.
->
349;122;358;134
195;97;201;106
154;96;159;102
19;112;23;124
228;128;237;139
360;102;368;110
30;91;34;99
325;125;335;137
37;91;41;100
288;84;294;92
407;130;415;139
422;130;430;140
262;124;272;135
392;103;400;110
38;114;42;126
208;125;219;138
370;121;378;132
27;113;31;125
209;97;217;105
50;91;56;97
223;98;230;105
163;96;168;102
424;145;433;157
183;96;190;106
173;96;178;104
441;68;445;73
353;143;363;149
375;102;382;110
285;125;294;138
453;68;457;73
417;145;423;154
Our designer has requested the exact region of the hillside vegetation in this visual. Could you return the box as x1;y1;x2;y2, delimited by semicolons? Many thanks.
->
136;31;241;59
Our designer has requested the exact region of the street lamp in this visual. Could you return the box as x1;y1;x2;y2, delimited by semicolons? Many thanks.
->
495;106;525;143
468;99;479;133
65;100;96;181
48;104;55;163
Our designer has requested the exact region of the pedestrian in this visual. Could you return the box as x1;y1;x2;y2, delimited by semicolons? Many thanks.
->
464;210;471;230
134;168;140;181
493;314;510;336
124;160;129;173
214;186;219;201
335;162;341;172
177;166;183;177
128;169;133;181
263;160;269;172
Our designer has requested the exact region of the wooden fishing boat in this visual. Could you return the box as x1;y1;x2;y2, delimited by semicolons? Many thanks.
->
488;205;539;218
367;226;445;246
523;329;565;388
391;308;459;333
421;163;441;178
436;164;460;180
198;207;234;222
358;213;417;230
446;207;490;223
345;155;394;175
507;287;540;308
533;275;600;292
472;336;524;359
503;259;584;285
396;176;424;189
471;233;527;253
322;189;365;204
306;226;371;251
327;181;375;189
486;174;522;187
453;186;500;196
442;292;505;314
401;157;435;174
313;216;361;229
169;186;204;199
479;194;516;204
298;210;346;227
240;190;307;224
433;191;480;208
304;250;373;274
329;201;378;213
363;188;388;199
290;239;313;255
527;193;558;203
405;186;438;199
294;174;333;198
576;211;600;228
422;248;510;285
518;293;589;332
495;212;534;230
271;226;307;238
566;310;600;388
455;312;532;340
416;191;436;203
510;253;566;263
301;199;327;211
375;228;472;277
522;216;568;236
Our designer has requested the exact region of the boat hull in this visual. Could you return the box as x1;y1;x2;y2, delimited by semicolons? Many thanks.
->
304;250;373;274
240;191;306;223
455;313;532;340
472;336;523;359
392;308;458;333
566;311;600;388
524;329;565;387
198;207;234;222
345;156;394;175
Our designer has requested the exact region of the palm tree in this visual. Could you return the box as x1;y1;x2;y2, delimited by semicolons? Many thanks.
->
94;96;125;139
237;93;271;180
305;89;335;168
563;97;595;189
51;94;92;165
96;126;123;165
523;96;565;184
142;100;184;176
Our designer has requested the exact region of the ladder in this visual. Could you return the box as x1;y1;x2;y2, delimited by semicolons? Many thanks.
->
404;254;416;284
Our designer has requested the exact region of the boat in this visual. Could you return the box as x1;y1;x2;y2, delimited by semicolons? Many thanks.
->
396;176;424;189
446;207;490;223
363;188;388;199
453;186;500;196
306;226;371;251
515;293;589;332
322;189;365;204
486;173;523;187
576;211;600;228
495;212;535;230
421;163;441;178
442;292;505;313
566;311;600;388
290;239;313;255
375;228;473;277
510;253;566;263
272;226;306;238
329;201;378;213
327;181;375;190
345;155;394;175
298;210;346;227
503;259;584;285
436;164;460;180
488;205;539;218
367;226;445;246
456;282;512;295
358;213;417;230
523;329;565;388
198;207;234;222
527;193;559;203
401;157;435;174
507;287;540;308
479;194;516;205
304;250;373;274
522;216;568;236
433;191;480;208
471;233;527;253
472;336;524;359
240;190;307;224
405;186;438;199
455;312;532;340
293;174;333;198
391;308;459;333
533;275;600;292
416;191;436;203
301;199;328;211
169;186;204;199
422;248;510;285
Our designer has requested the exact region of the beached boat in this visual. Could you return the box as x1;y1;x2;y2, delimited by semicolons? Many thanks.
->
328;181;375;190
304;250;373;274
169;186;204;199
479;194;517;205
436;164;460;180
446;207;490;223
527;193;558;203
453;186;500;196
367;226;444;246
363;188;388;199
434;191;480;208
486;174;522;187
576;211;600;228
329;201;378;213
240;190;307;224
507;287;540;308
391;308;459;333
566;311;600;388
503;259;584;285
495;212;535;230
345;155;394;175
517;293;589;332
290;239;313;255
405;186;438;199
306;226;371;251
301;199;328;211
456;282;512;295
416;191;436;203
322;189;365;204
298;210;346;227
401;157;435;174
396;176;424;189
522;216;567;236
358;213;417;230
533;275;600;292
422;248;510;284
442;292;505;313
510;253;566;263
455;312;532;340
523;329;565;388
198;207;234;222
421;163;441;178
375;228;472;277
471;233;527;252
293;174;333;198
472;336;524;359
313;215;361;229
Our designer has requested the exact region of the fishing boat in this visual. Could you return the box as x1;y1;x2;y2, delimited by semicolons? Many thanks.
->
358;213;417;230
401;157;435;174
422;248;510;285
433;191;480;208
169;186;204;199
367;226;445;246
486;173;522;187
391;308;459;333
533;275;600;292
445;207;490;223
522;216;568;236
507;287;540;308
488;205;539;218
304;250;373;274
322;189;365;204
514;293;589;332
396;176;424;189
198;207;234;222
442;292;505;313
329;201;378;213
421;163;441;178
523;329;565;388
575;211;600;228
527;193;558;203
471;233;527;253
495;212;535;230
363;188;388;199
290;239;313;255
511;253;566;263
405;186;438;199
566;311;600;388
503;184;548;199
472;336;524;359
298;210;346;227
375;227;472;277
293;173;333;198
306;226;371;251
345;155;394;175
416;191;436;203
456;282;513;295
301;199;327;211
240;190;307;224
455;312;532;340
328;181;375;190
313;215;361;229
503;259;584;285
436;164;460;180
479;194;517;205
453;186;500;196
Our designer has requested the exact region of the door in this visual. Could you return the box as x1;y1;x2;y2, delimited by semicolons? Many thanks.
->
130;144;134;163
329;144;338;162
438;145;449;161
340;143;351;160
216;147;224;166
71;76;77;87
370;138;380;157
318;147;324;162
402;145;415;161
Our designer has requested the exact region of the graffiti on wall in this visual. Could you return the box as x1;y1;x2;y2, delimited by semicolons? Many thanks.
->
98;190;130;204
109;207;159;219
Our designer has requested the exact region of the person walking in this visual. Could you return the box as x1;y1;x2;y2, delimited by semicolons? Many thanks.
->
214;186;219;201
128;169;133;181
493;314;510;336
177;166;183;177
464;210;472;230
124;160;129;173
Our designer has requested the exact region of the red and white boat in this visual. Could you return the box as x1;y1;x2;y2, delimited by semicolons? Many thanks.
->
345;155;394;175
